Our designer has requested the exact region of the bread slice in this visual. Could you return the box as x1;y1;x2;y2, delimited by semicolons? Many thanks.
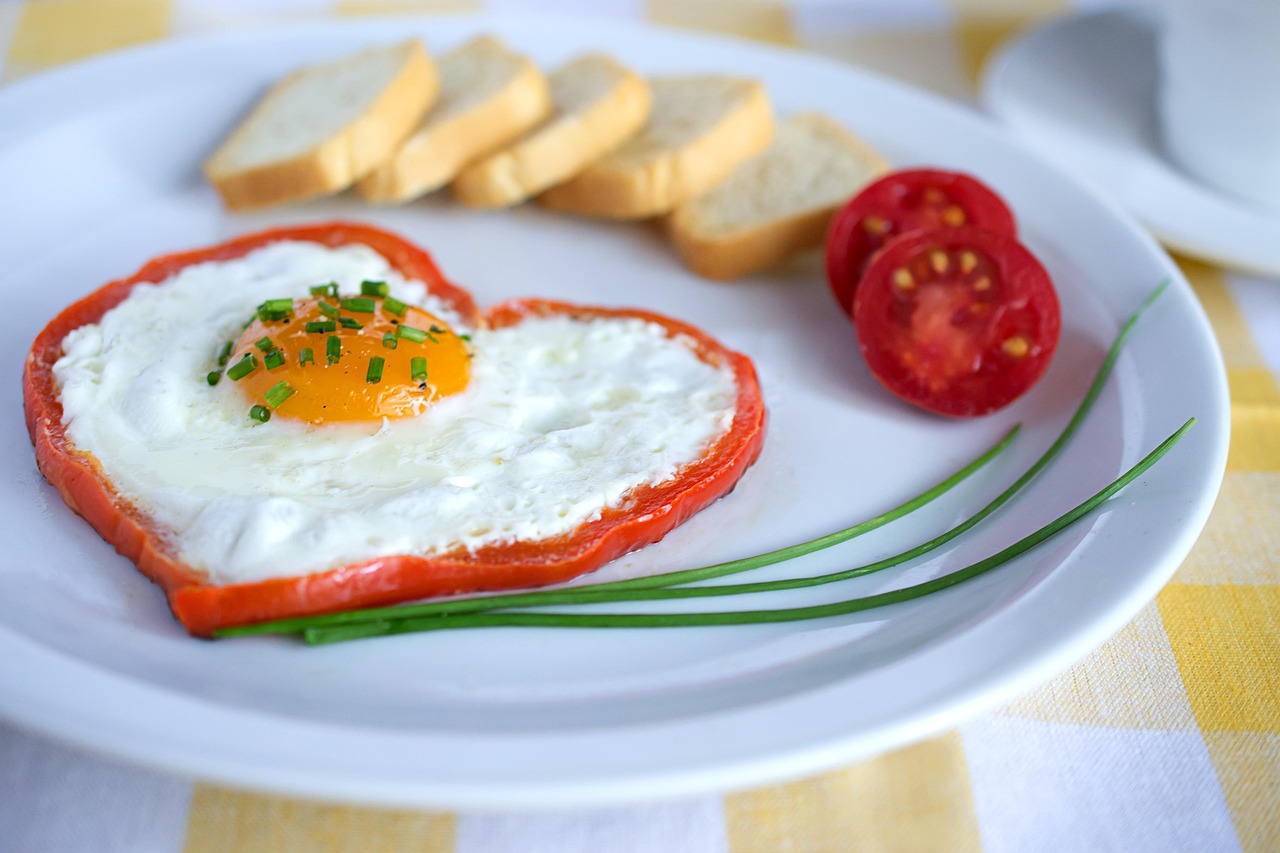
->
358;36;551;203
665;113;889;280
537;76;774;219
205;40;436;211
451;54;651;208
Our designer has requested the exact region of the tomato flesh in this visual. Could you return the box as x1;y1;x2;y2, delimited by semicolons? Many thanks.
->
853;226;1060;417
826;169;1018;314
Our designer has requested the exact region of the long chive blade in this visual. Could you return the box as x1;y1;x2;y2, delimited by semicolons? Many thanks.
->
218;423;1018;638
301;418;1194;644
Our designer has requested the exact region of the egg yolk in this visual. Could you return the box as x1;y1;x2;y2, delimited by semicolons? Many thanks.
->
226;290;470;424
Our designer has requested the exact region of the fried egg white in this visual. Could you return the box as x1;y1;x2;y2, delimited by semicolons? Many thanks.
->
52;241;739;585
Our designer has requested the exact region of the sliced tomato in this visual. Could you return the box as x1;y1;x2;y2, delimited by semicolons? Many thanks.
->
826;169;1018;314
852;226;1060;417
24;225;766;636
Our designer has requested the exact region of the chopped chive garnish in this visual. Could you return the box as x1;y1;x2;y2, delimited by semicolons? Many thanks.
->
206;371;222;386
264;381;295;409
248;405;271;423
340;297;376;314
382;332;398;349
254;336;274;352
216;340;234;366
326;335;341;365
361;280;390;297
299;348;314;366
460;334;472;342
366;356;385;384
429;325;445;335
305;321;336;334
310;283;339;298
318;300;340;319
381;296;408;317
397;324;428;343
264;350;286;370
226;353;258;381
410;356;427;382
339;317;363;330
257;298;293;320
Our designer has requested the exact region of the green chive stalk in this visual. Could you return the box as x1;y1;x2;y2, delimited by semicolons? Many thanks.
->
301;418;1194;644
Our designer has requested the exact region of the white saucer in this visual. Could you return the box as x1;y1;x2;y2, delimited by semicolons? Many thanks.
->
981;8;1280;279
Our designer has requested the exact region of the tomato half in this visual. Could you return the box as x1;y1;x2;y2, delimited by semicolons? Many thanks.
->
852;226;1060;417
826;169;1018;314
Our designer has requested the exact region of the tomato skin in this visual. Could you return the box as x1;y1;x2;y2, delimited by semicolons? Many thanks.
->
24;225;766;636
826;169;1018;314
852;226;1060;417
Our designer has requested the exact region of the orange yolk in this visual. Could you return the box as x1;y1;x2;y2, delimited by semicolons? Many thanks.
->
228;294;471;424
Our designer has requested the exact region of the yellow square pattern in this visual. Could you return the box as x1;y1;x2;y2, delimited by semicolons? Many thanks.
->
1158;584;1280;733
1174;473;1280;586
183;787;455;853
1204;732;1280;853
645;0;796;46
725;731;983;853
7;0;170;76
999;601;1197;729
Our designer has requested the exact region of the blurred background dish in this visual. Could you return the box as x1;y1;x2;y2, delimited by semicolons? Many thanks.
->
982;7;1280;278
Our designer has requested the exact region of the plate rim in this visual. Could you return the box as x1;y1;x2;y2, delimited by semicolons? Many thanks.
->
0;11;1231;808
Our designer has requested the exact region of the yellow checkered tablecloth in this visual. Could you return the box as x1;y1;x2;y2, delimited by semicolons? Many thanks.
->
1;1;1276;851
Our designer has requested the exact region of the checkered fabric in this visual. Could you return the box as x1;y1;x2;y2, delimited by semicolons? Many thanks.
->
1;2;1275;851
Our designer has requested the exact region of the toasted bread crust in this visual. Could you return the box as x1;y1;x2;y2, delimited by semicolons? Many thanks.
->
538;77;774;219
358;38;552;203
205;41;437;211
451;55;651;208
667;113;889;279
668;207;837;280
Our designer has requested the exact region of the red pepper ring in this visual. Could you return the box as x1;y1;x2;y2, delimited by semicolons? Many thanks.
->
24;223;766;637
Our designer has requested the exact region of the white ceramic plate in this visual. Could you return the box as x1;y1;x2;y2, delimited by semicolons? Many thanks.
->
981;8;1280;279
0;15;1229;808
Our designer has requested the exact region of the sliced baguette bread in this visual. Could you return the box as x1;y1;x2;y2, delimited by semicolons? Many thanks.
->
357;36;551;203
451;54;651;208
665;113;889;280
537;76;774;219
205;40;436;211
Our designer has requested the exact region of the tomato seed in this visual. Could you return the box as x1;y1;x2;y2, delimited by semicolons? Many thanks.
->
1002;336;1031;357
863;216;889;235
